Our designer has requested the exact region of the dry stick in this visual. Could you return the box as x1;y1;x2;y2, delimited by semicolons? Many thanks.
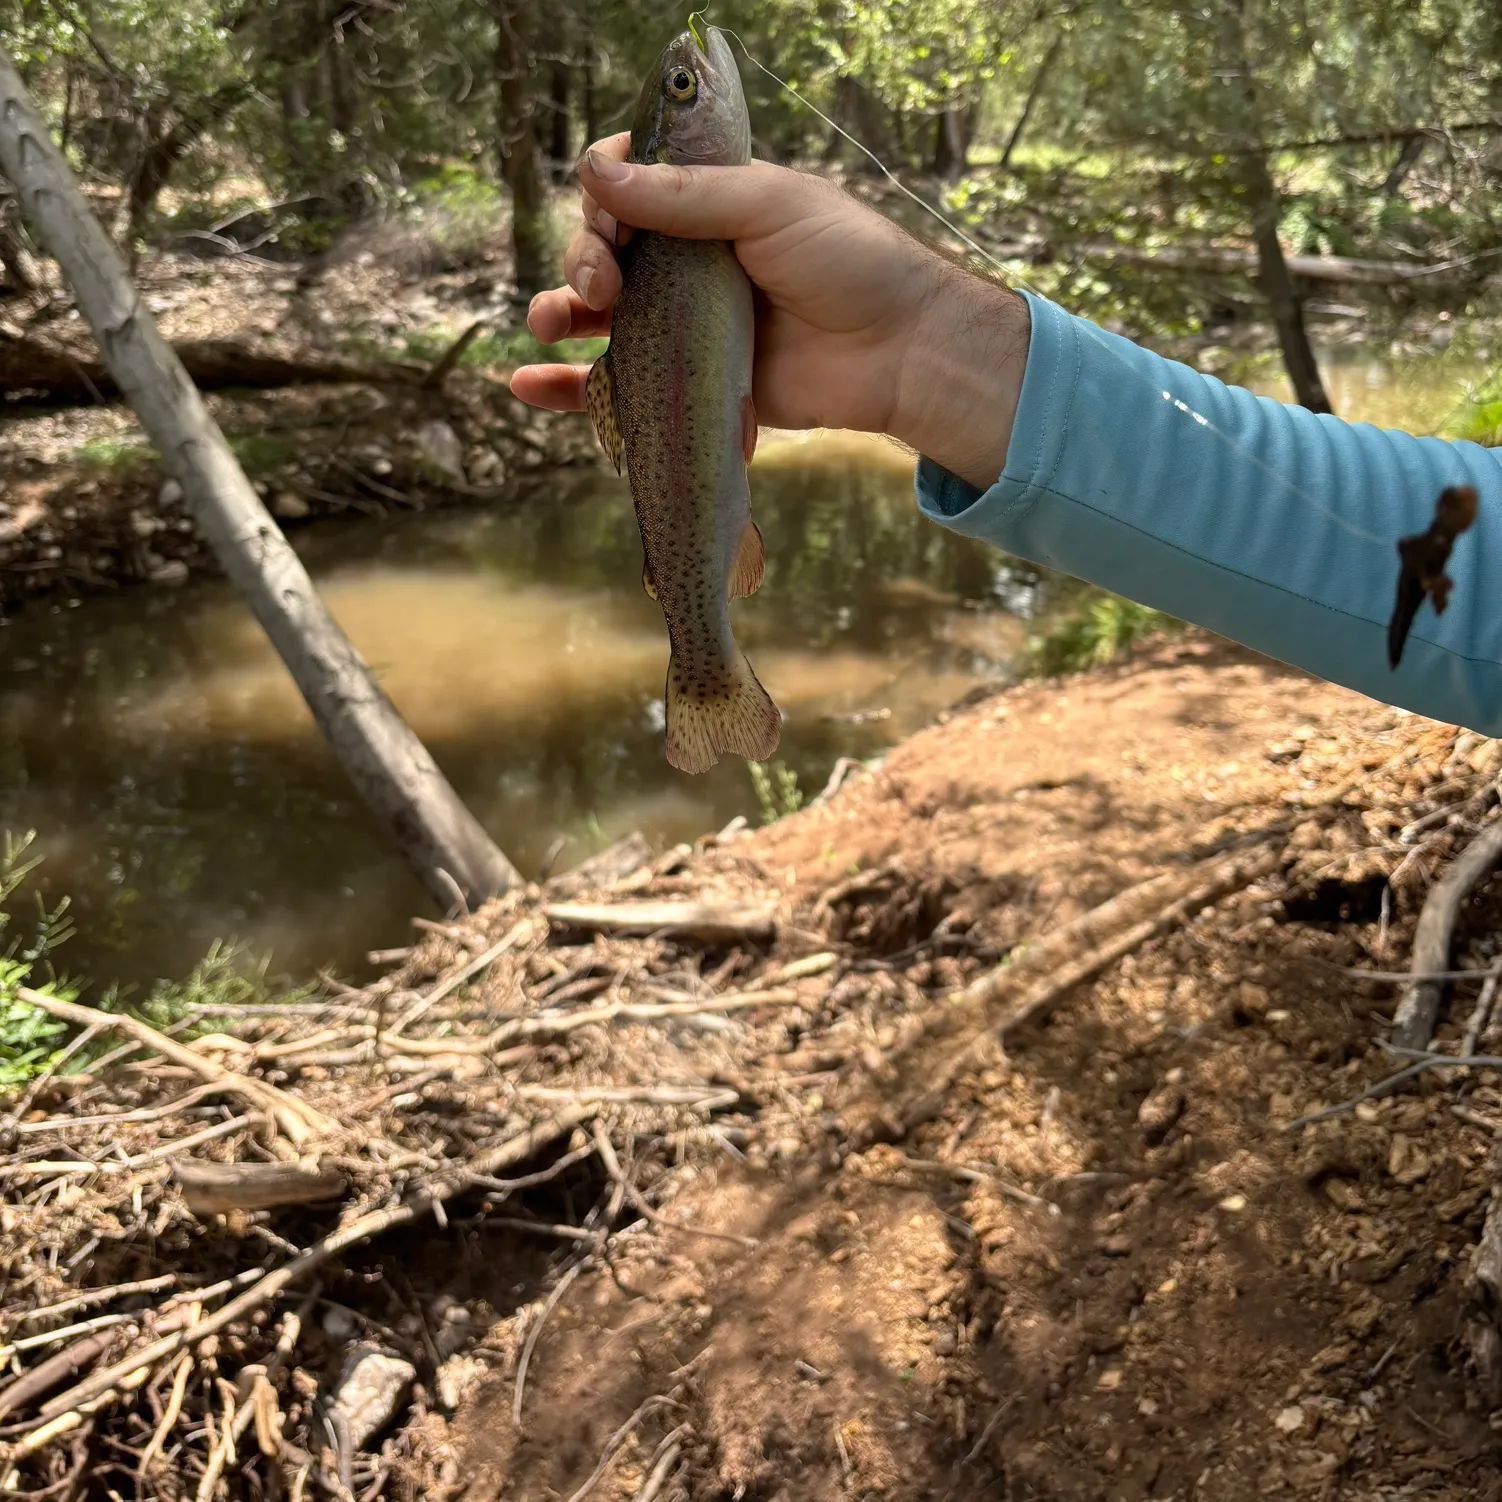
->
29;1108;595;1428
1;1313;135;1362
564;1395;679;1502
136;1348;193;1479
17;1274;178;1328
592;1120;756;1249
388;919;532;1036
633;1430;687;1502
886;1153;1060;1216
14;1081;229;1134
543;900;776;943
511;1260;587;1430
1463;971;1502;1057
907;845;1278;1119
1391;817;1502;1051
9;1019;107;1121
0;1113;260;1180
15;990;332;1146
420;319;487;389
0;1327;125;1424
1282;1050;1502;1131
490;988;801;1049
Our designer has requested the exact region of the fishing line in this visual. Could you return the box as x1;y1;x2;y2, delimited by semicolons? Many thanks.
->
701;17;1426;550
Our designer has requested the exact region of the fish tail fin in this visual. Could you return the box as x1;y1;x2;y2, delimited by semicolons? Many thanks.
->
665;649;781;775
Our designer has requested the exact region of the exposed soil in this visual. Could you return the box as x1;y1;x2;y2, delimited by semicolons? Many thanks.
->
442;642;1502;1502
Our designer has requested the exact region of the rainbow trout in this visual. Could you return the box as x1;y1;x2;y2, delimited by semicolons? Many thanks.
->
586;23;780;774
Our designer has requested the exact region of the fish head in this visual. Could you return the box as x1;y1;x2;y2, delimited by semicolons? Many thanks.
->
630;23;750;168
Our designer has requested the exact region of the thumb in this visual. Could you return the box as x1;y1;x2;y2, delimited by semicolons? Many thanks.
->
581;151;817;241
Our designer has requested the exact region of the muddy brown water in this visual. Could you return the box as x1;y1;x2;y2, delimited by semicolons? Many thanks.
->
0;434;1037;988
2;343;1490;992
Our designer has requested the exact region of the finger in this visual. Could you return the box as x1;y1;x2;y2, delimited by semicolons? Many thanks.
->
579;154;824;242
508;363;589;413
563;225;622;311
527;288;612;344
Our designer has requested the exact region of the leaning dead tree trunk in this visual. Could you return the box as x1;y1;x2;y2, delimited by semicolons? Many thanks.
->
0;53;521;911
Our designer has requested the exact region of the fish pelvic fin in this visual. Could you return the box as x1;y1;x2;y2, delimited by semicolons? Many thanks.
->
665;649;781;774
727;519;765;599
642;556;658;600
587;353;624;474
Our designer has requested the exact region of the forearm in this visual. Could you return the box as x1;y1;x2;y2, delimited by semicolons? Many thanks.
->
916;290;1502;733
891;267;1029;491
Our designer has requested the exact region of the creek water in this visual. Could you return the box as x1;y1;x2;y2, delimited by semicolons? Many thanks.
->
0;433;1034;988
2;344;1491;991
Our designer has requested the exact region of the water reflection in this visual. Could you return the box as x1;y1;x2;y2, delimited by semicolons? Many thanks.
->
0;447;1031;987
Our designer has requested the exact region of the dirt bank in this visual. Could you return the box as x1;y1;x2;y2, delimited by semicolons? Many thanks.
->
7;639;1502;1502
0;249;596;612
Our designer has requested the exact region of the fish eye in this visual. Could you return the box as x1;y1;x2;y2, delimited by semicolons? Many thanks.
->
666;67;697;100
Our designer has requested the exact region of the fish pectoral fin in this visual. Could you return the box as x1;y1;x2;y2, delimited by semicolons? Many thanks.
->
587;354;624;475
727;519;765;599
642;556;658;600
740;394;758;465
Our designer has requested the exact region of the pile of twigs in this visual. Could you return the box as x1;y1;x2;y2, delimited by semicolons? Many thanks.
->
0;822;1002;1500
11;715;1502;1498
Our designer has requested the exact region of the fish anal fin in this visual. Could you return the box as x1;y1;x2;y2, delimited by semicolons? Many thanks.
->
741;394;758;464
665;650;781;774
727;519;765;599
642;556;658;600
587;354;623;475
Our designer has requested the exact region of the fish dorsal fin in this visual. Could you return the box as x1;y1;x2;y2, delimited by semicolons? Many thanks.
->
728;519;765;599
587;354;623;475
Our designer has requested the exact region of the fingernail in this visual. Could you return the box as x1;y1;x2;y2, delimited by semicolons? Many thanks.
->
585;148;629;183
577;266;596;308
596;209;619;245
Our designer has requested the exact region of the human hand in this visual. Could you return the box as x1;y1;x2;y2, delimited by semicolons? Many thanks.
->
509;134;1029;491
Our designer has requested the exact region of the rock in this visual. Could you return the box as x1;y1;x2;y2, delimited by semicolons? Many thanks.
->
1387;1132;1431;1185
159;478;183;507
272;491;311;520
130;512;160;538
1274;1405;1305;1434
932;1328;957;1357
148;559;190;586
330;1346;416;1449
321;1305;358;1339
1138;1082;1186;1144
413;420;467;485
1099;1232;1134;1257
436;1353;485;1412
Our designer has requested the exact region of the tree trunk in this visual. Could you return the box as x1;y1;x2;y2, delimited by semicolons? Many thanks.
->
1226;0;1330;414
1381;133;1426;196
127;81;253;249
930;111;966;177
999;36;1062;171
0;52;521;910
1243;152;1332;414
494;1;550;298
582;50;599;148
546;57;571;180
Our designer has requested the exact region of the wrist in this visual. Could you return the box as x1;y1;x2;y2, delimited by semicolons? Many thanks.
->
889;264;1029;492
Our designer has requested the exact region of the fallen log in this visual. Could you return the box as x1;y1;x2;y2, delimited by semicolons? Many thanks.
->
543;900;777;943
0;329;424;402
171;1160;348;1216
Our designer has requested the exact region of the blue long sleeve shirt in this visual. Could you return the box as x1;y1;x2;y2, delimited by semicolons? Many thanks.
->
914;289;1502;733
